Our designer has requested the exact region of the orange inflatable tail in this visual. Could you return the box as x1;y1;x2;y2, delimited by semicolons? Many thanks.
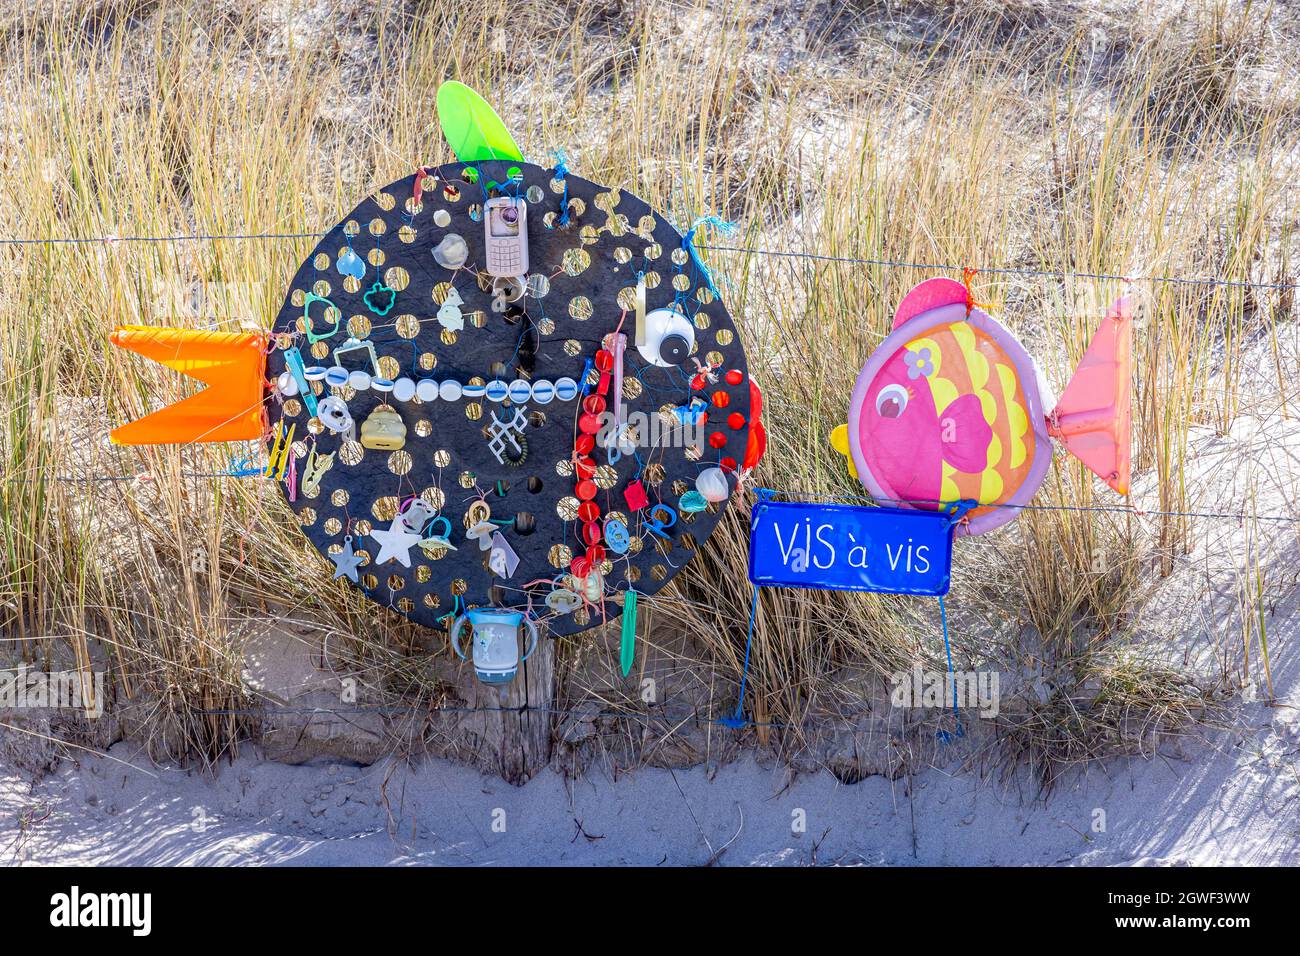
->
1048;296;1132;494
110;327;269;446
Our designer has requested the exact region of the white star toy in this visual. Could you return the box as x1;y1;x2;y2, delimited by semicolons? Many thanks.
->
370;517;423;568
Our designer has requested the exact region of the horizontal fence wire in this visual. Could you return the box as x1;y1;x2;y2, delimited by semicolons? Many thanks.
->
2;227;1298;292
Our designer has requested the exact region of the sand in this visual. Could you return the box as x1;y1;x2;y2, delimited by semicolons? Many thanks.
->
3;684;1297;867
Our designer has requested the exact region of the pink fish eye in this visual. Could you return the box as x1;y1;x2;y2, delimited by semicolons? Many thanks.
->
875;383;908;419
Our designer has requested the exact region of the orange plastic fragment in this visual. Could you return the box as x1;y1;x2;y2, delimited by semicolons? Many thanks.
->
742;377;767;470
1048;296;1132;494
109;327;268;446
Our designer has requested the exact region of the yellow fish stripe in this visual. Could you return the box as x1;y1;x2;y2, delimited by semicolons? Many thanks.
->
930;375;960;415
996;363;1028;470
979;465;1004;502
985;430;1002;471
941;462;961;503
949;322;990;391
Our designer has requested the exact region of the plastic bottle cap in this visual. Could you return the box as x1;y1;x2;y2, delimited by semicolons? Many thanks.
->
372;377;395;393
554;377;579;402
575;479;597;500
392;377;416;402
486;380;509;402
325;366;349;388
577;501;600;523
348;370;372;391
277;371;299;396
508;380;533;404
439;380;462;401
531;380;555;404
303;366;328;381
416;379;438;401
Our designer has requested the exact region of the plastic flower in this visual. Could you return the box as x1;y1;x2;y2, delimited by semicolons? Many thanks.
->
904;347;934;380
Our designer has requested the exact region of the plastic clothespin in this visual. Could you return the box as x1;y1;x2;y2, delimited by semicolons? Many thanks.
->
265;421;295;481
301;444;334;496
284;347;318;418
285;449;298;502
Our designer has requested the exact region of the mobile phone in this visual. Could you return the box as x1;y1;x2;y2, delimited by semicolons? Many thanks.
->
484;197;529;277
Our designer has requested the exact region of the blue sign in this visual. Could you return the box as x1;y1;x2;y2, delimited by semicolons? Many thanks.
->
748;499;954;595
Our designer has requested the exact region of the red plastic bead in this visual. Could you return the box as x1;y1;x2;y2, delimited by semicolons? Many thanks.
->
576;479;597;500
577;501;600;523
575;434;595;455
709;431;727;449
711;390;730;408
725;369;744;386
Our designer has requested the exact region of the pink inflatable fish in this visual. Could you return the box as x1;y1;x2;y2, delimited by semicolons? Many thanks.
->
831;278;1131;535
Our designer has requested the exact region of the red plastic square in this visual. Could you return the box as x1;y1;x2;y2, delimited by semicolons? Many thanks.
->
623;480;649;511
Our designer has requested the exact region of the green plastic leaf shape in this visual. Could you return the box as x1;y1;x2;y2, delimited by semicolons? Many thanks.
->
435;81;524;163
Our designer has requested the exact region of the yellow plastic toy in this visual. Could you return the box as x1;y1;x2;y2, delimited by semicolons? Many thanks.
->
360;406;407;450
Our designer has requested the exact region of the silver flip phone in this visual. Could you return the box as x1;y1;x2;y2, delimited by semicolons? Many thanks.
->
484;196;528;277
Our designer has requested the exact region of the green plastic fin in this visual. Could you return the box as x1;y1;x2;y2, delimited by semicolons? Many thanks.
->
435;81;524;164
620;590;638;678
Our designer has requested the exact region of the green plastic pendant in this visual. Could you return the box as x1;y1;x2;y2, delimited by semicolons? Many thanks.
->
620;589;638;677
303;292;340;344
435;81;524;163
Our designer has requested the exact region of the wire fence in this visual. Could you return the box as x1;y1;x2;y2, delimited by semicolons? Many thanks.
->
2;224;1296;523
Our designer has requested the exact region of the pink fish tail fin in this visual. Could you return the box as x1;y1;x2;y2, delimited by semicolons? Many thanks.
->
1047;296;1132;494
